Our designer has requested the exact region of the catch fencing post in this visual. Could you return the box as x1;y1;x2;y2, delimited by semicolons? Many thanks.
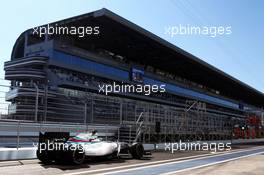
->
16;121;20;149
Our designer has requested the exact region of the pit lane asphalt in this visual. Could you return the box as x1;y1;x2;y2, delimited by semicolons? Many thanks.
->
0;145;263;175
99;146;264;175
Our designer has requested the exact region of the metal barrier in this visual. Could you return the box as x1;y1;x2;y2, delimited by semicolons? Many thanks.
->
0;119;119;148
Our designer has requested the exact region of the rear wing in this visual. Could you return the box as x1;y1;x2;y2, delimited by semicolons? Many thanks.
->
38;132;70;145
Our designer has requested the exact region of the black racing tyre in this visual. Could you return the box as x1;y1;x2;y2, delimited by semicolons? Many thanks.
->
54;150;66;164
36;150;52;164
65;145;85;165
129;143;144;159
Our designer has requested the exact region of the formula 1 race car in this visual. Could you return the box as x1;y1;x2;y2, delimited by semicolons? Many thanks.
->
36;131;148;165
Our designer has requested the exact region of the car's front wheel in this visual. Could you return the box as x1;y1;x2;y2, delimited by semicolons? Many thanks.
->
129;143;144;159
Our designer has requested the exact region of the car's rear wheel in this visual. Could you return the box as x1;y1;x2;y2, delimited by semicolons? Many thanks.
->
36;150;52;164
70;146;85;165
129;143;144;159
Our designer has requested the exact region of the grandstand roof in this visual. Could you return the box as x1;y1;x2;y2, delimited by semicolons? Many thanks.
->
12;8;264;108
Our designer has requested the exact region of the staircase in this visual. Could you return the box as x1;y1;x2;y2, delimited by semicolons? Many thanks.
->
118;125;137;143
118;112;145;143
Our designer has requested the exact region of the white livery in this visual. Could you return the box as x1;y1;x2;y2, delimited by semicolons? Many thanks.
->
37;131;146;165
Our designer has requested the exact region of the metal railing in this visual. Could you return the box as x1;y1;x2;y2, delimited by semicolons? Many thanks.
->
0;119;119;149
134;112;144;142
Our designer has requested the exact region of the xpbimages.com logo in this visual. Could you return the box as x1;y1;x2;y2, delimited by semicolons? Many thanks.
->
164;24;232;37
98;82;166;96
164;141;232;153
33;141;84;154
32;24;100;38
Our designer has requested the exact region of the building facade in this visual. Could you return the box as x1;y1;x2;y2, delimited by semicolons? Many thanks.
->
4;9;264;141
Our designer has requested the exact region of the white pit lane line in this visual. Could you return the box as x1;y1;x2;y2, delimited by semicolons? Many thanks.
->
159;151;264;175
99;147;264;175
62;146;264;175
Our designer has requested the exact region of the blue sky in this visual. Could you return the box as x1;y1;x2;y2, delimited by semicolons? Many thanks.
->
0;0;263;113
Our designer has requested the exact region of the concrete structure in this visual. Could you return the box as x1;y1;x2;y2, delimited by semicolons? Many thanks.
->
3;8;264;142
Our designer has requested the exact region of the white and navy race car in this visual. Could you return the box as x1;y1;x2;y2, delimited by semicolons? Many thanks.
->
36;131;148;165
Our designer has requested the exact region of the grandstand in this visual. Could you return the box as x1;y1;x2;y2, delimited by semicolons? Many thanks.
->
3;8;264;142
